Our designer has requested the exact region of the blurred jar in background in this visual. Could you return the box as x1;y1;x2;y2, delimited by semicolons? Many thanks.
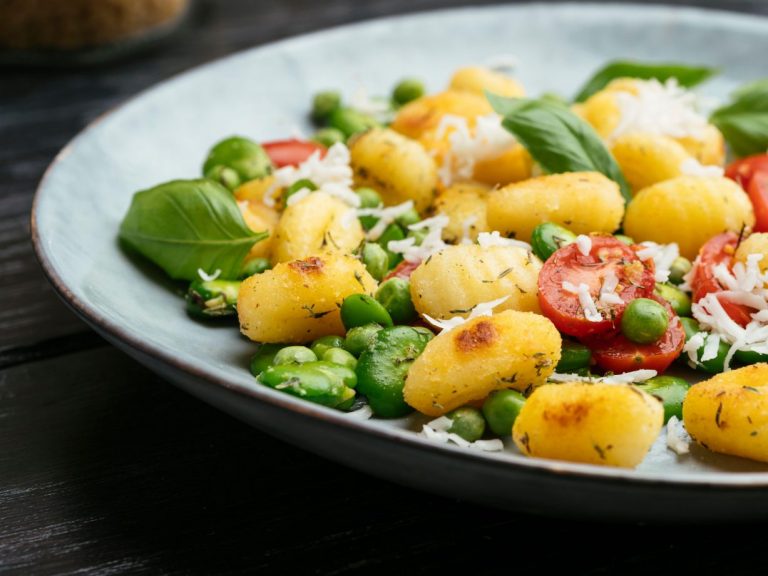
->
0;0;191;63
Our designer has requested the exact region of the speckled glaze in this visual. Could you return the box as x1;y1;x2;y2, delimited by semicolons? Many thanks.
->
33;4;768;521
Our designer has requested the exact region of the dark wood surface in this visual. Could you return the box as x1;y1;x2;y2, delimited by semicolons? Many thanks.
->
3;1;768;573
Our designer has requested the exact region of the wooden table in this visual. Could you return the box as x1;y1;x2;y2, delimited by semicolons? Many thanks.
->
3;0;767;573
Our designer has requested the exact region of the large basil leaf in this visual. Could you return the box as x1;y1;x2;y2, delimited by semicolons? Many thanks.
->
710;79;768;158
574;60;717;102
487;94;631;203
119;179;266;280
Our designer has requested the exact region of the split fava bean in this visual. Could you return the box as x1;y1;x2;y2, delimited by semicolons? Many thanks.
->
310;335;346;358
447;406;486;442
186;279;240;319
361;243;389;281
249;343;284;376
679;317;729;374
343;323;384;357
654;283;692;317
482;390;526;436
634;376;690;423
340;294;393;330
260;362;355;408
203;136;272;185
530;222;576;262
375;277;417;324
273;346;317;366
321;347;358;370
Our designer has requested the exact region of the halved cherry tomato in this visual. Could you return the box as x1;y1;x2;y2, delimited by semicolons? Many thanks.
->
726;153;768;232
383;259;421;281
262;139;326;168
690;232;752;327
584;296;685;373
537;236;655;338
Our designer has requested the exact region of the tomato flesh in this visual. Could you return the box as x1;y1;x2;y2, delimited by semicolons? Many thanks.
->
726;153;768;232
262;139;326;168
585;296;685;373
383;259;421;281
538;236;655;338
690;232;752;327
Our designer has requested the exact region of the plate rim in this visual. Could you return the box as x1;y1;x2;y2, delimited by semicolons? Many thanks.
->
30;1;768;490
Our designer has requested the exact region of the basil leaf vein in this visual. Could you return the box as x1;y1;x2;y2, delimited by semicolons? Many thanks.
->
119;178;266;281
487;94;631;203
574;60;718;103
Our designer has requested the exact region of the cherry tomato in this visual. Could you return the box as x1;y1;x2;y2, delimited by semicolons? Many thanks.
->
537;236;655;338
262;139;326;168
585;296;685;374
690;232;752;327
726;153;768;232
383;259;421;281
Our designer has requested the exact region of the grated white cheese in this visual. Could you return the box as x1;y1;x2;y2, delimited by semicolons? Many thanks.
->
548;369;658;384
679;157;725;179
564;282;602;322
598;269;623;306
666;416;692;455
691;253;768;371
285;187;312;206
356;200;414;240
265;142;359;208
350;85;395;123
434;114;518;186
701;332;721;362
575;234;592;256
635;241;680;283
476;231;532;251
421;416;504;452
197;268;221;282
423;296;509;333
683;331;706;367
609;78;710;142
388;214;449;263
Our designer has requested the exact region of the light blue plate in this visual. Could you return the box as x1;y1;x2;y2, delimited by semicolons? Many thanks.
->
33;3;768;521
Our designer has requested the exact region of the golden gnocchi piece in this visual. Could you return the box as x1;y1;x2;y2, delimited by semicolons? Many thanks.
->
390;89;493;140
404;310;561;416
238;254;377;343
610;132;691;194
624;176;755;260
448;66;526;98
239;198;280;261
683;364;768;463
512;383;664;468
472;145;534;187
432;182;491;243
409;244;542;320
676;125;726;167
735;233;768;273
349;128;438;213
486;172;625;241
234;175;281;205
271;192;364;265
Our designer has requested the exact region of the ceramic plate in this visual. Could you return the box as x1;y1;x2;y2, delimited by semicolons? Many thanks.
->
33;3;768;521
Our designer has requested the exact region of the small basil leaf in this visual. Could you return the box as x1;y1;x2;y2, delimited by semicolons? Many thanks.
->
488;95;631;203
711;79;768;158
119;179;266;281
574;60;718;103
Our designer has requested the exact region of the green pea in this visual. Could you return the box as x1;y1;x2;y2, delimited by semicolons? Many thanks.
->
203;136;273;185
375;277;417;324
411;326;435;344
312;127;345;148
344;323;384;356
205;165;241;191
447;406;486;442
186;279;240;319
310;335;345;358
621;298;669;344
556;340;592;373
340;294;394;330
614;234;635;246
311;90;341;122
679;317;729;373
668;256;693;285
311;360;358;388
395;208;421;228
273;346;317;366
530;222;577;261
654;283;692;317
361;243;389;281
356;326;429;417
482;390;526;436
392;78;425;106
259;363;354;408
406;228;428;246
239;257;271;279
284;178;317;202
328;107;379;138
322;347;358;370
249;343;284;377
377;223;406;269
356;187;383;230
635;376;690;423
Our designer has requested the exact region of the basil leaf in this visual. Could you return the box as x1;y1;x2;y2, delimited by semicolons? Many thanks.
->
119;179;266;281
574;60;718;102
710;79;768;158
487;94;631;203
